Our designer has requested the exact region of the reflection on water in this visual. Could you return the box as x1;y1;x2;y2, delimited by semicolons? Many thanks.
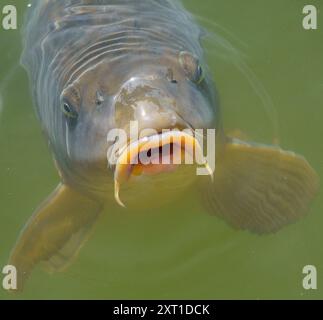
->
0;0;322;299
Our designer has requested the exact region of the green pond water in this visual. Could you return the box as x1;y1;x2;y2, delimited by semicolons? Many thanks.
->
0;0;322;299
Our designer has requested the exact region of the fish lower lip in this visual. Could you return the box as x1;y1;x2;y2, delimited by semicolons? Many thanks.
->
113;131;212;207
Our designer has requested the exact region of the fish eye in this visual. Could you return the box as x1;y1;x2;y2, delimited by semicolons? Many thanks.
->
61;101;78;119
60;84;80;119
195;65;204;84
179;51;204;84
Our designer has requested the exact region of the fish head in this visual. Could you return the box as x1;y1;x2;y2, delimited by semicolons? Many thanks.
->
58;50;217;207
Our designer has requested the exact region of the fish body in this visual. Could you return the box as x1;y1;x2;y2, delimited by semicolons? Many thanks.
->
10;0;319;290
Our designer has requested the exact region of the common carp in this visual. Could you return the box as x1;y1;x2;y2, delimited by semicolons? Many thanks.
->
9;0;319;290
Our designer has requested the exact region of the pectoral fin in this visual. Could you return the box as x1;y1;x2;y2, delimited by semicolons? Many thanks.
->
9;183;103;290
202;138;319;234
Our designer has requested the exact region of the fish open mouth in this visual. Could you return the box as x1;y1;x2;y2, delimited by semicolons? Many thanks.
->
113;130;213;207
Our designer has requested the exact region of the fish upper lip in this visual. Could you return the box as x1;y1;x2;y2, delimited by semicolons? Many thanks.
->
111;127;187;164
